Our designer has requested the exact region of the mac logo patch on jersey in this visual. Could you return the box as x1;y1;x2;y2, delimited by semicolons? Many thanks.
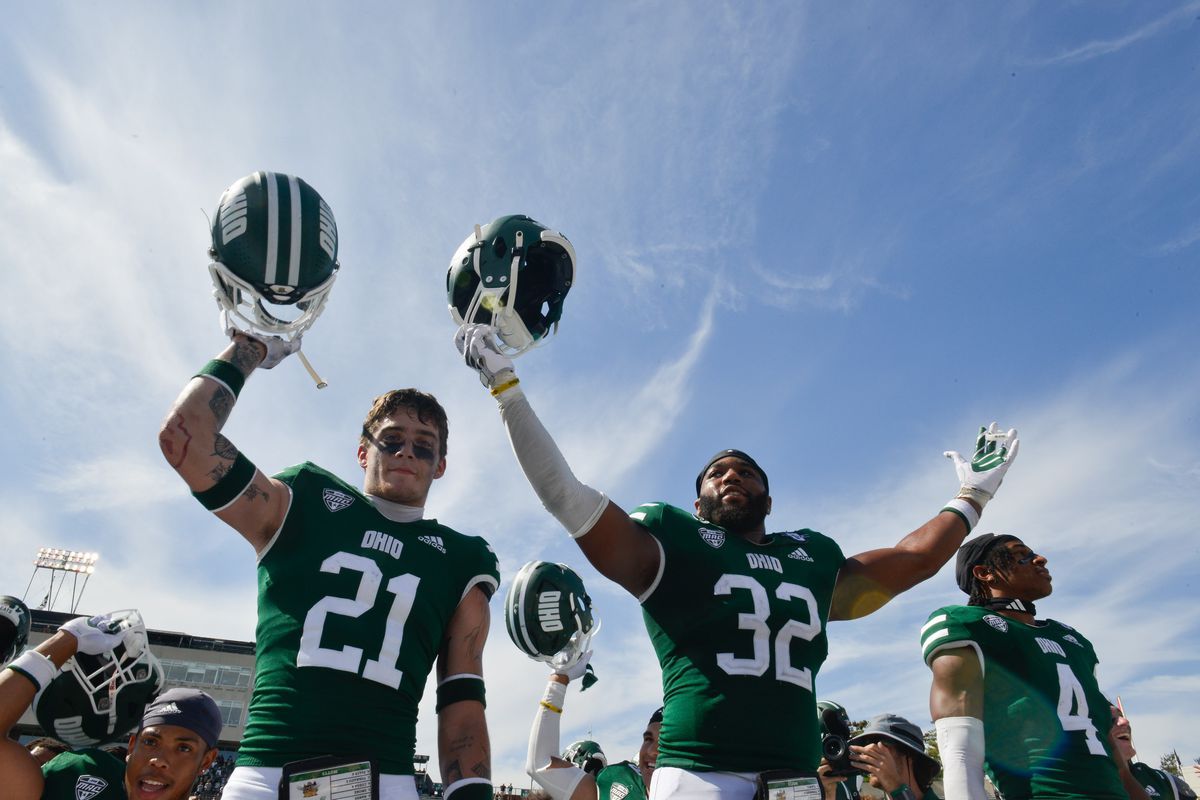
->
1062;634;1083;648
610;785;630;800
323;489;354;512
983;614;1008;633
75;775;108;800
783;532;808;543
698;527;725;548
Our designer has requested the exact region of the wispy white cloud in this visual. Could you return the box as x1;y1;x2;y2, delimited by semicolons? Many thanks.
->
1029;2;1200;66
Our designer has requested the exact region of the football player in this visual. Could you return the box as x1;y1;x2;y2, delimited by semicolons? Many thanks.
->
1110;704;1194;800
526;659;661;800
456;322;1018;800
921;534;1150;800
0;611;222;800
160;173;499;800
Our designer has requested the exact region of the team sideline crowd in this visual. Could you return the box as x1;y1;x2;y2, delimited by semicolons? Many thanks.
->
0;173;1192;800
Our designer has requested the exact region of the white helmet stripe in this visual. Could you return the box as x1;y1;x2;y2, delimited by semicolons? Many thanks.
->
287;174;302;288
263;171;280;285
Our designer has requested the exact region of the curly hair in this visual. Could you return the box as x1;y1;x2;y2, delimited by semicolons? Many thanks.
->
360;389;449;459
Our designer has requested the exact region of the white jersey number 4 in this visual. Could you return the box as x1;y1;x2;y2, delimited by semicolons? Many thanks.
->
1055;662;1106;756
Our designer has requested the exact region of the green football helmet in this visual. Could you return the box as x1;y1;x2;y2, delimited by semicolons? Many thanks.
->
209;171;339;341
447;214;575;356
563;739;607;775
34;610;164;747
817;700;851;735
0;596;30;664
505;561;597;662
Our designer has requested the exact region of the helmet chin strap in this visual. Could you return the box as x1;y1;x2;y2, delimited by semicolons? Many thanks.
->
984;597;1036;616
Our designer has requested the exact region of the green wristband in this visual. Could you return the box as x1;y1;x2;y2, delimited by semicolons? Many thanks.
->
192;452;256;511
195;359;245;399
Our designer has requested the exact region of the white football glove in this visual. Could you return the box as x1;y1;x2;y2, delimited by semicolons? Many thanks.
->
944;422;1019;509
550;643;593;682
59;609;146;656
223;312;302;369
455;323;516;389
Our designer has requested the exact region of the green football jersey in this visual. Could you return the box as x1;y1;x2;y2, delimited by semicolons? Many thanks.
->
920;605;1124;799
41;749;126;800
596;760;647;800
1131;762;1181;800
633;502;846;772
237;463;500;774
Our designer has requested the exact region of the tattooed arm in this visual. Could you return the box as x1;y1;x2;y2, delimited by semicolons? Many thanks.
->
437;586;492;790
158;334;290;552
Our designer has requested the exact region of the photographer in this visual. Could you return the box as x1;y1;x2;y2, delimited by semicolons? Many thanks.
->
848;715;940;800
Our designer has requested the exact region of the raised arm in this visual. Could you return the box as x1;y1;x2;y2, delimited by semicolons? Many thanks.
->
526;670;599;800
456;325;661;596
929;647;987;800
437;585;494;800
830;424;1018;620
0;614;140;800
158;334;291;552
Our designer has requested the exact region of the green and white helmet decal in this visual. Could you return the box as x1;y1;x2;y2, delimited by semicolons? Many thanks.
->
563;739;608;774
209;171;339;340
505;561;597;662
35;611;163;747
447;214;575;356
0;595;30;664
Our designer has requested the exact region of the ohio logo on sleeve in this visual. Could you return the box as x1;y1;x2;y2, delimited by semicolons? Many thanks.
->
75;775;108;800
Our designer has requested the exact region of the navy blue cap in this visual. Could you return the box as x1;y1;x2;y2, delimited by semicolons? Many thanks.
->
140;688;222;748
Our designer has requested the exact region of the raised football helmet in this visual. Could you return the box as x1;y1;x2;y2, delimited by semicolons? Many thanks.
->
0;596;30;663
447;215;575;356
34;610;164;747
563;739;607;776
505;561;597;663
209;171;339;341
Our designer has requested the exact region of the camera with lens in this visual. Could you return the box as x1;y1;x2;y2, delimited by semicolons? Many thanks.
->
818;702;863;778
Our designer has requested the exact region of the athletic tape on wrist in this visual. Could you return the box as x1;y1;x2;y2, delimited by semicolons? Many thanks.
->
941;498;980;531
436;674;486;711
444;779;493;800
192;452;257;511
8;650;59;691
195;359;246;399
956;485;992;509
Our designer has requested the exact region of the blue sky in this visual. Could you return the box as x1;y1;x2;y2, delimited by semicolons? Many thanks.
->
1;0;1197;786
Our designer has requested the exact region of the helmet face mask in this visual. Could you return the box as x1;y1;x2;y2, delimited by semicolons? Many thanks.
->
505;561;597;663
209;171;339;341
447;215;575;356
563;740;607;775
35;610;164;747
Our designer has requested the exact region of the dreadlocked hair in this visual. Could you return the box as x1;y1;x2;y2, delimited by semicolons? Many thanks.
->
967;545;1017;607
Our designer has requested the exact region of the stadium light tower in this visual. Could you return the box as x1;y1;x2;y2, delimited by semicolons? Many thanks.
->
25;548;99;613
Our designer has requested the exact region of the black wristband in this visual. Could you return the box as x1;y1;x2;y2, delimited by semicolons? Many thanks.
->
192;452;256;511
195;359;246;399
436;675;486;711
